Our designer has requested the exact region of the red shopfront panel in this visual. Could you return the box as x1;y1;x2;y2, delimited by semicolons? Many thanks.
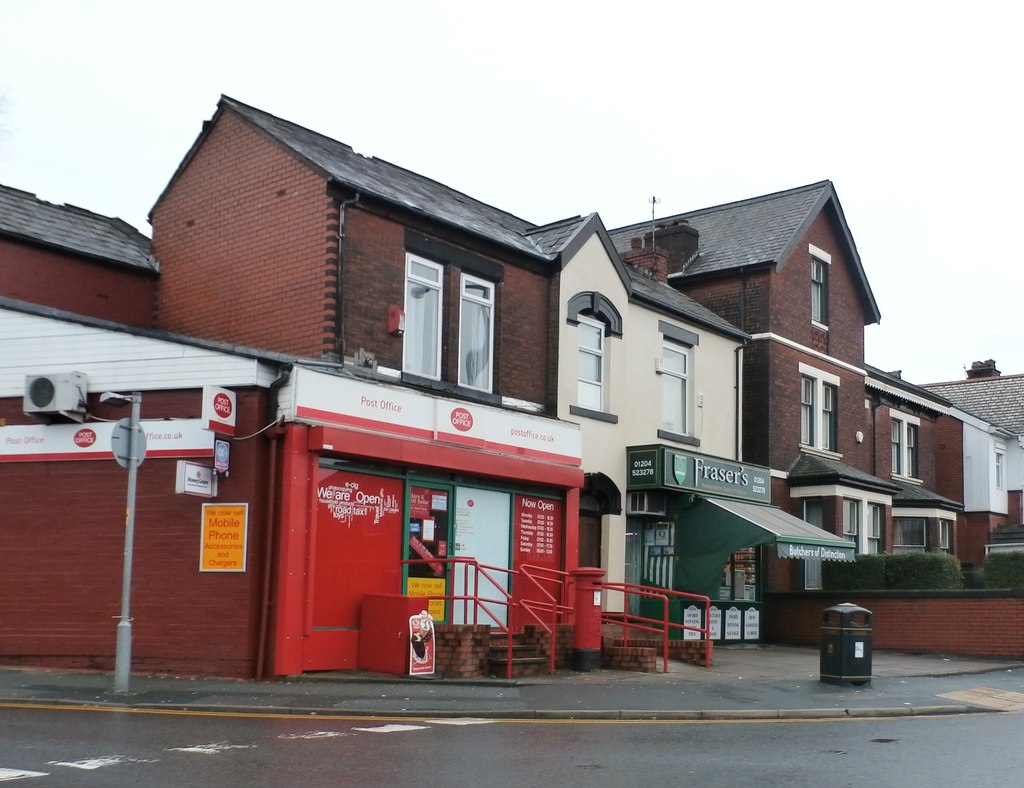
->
512;494;563;628
305;469;404;670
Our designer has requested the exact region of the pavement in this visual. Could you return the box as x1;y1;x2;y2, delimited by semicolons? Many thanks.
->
3;645;1024;721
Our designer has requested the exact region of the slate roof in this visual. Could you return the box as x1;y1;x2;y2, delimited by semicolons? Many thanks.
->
0;184;156;272
155;96;546;262
890;478;963;511
787;452;901;495
923;374;1024;434
527;214;748;340
607;181;881;324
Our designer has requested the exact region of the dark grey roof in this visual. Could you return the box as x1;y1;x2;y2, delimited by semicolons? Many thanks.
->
787;452;901;494
608;181;881;324
625;267;747;340
0;184;156;272
890;479;963;511
155;96;547;262
527;214;748;341
923;374;1024;434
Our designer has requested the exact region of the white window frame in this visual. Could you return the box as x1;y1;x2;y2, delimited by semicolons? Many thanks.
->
867;502;883;554
809;244;831;327
802;499;824;590
403;254;443;380
798;363;841;454
893;517;927;553
458;273;494;392
938;519;952;553
577;315;605;411
843;498;860;540
890;412;921;480
996;445;1006;490
658;341;690;436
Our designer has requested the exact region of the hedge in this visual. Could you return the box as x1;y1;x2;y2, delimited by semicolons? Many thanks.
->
983;553;1024;588
822;552;963;590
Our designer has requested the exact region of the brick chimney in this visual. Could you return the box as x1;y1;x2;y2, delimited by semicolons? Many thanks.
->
622;236;669;282
966;359;1001;379
644;219;699;278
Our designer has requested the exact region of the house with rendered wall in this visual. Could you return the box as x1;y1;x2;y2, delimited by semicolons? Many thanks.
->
539;210;855;644
925;360;1024;566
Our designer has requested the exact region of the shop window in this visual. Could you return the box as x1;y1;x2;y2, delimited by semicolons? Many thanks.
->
719;548;758;601
893;517;927;552
404;254;443;379
458;274;494;391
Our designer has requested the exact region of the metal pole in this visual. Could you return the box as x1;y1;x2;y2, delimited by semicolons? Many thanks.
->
113;392;141;694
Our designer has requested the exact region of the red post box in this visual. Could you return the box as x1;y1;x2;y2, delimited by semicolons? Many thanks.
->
571;566;606;671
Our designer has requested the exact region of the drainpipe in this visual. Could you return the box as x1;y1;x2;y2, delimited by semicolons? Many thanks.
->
255;366;291;680
735;342;745;462
335;192;361;361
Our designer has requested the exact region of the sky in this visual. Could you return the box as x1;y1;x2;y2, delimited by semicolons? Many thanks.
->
1;1;1020;385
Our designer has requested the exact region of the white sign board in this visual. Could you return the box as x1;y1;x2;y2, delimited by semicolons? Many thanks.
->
0;419;215;463
291;367;581;466
176;460;218;497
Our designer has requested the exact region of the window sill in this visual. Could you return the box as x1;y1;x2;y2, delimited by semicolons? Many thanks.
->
799;445;843;460
400;373;502;407
811;320;829;331
890;474;922;485
569;405;619;424
657;429;700;447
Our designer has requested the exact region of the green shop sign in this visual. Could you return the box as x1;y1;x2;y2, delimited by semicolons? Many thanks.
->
626;445;771;504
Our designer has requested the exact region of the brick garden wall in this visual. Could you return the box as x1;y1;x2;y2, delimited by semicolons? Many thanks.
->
764;591;1024;659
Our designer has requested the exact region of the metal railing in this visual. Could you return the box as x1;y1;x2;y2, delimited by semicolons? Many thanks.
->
401;557;572;677
400;559;710;676
598;582;711;673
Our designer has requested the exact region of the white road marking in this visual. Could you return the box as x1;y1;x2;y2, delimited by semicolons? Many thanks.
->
277;731;351;740
352;724;429;733
424;718;497;726
0;769;49;781
168;742;258;755
48;755;156;770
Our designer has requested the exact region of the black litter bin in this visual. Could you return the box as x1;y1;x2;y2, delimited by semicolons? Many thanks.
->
820;603;872;685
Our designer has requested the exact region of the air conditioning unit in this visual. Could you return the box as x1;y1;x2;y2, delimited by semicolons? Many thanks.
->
626;491;668;517
23;372;88;422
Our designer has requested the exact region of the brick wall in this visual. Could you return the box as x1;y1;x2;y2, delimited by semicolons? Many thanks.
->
764;591;1024;659
0;389;274;678
152;110;337;358
1;238;157;327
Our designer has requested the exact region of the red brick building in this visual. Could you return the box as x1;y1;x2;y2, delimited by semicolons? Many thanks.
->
610;182;962;595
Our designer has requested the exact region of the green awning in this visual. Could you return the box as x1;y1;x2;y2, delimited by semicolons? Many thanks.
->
672;496;855;598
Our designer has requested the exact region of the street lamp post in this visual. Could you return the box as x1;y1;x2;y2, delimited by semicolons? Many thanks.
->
102;391;143;694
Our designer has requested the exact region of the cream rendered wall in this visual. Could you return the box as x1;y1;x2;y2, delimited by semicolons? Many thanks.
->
557;232;743;608
557;234;631;600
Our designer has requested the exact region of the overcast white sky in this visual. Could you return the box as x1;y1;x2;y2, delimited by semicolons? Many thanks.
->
1;1;1020;385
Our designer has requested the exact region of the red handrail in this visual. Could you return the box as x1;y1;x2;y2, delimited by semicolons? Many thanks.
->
401;557;571;677
597;582;711;672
